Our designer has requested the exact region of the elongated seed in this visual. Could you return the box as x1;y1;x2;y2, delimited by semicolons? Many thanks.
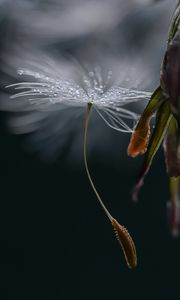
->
111;218;137;269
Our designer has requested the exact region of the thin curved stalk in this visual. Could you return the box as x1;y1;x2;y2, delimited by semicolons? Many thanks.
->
83;102;112;221
83;102;137;269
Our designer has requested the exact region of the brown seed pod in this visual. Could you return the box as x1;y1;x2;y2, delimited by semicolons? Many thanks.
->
111;218;137;269
128;86;163;158
127;120;150;157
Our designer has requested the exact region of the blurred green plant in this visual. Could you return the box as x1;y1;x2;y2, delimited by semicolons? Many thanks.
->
128;1;180;237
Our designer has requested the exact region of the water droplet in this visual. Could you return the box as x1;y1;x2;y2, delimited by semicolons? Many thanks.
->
18;70;23;75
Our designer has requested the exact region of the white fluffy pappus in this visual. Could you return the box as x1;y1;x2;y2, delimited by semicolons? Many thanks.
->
3;51;151;160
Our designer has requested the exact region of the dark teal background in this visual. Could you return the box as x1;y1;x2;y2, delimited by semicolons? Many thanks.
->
0;116;180;300
0;1;180;299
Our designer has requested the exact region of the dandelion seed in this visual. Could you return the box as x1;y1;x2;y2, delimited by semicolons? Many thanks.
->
5;53;149;268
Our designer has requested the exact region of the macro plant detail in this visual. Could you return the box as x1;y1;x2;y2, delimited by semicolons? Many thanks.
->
5;55;149;269
2;1;178;272
128;1;180;237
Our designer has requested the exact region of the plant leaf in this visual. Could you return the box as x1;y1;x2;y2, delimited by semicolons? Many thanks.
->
163;116;180;177
168;2;180;44
132;101;173;201
128;86;164;157
167;176;180;237
161;2;180;116
160;34;180;115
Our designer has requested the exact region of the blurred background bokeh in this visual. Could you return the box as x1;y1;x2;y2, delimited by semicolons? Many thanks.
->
0;0;180;299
